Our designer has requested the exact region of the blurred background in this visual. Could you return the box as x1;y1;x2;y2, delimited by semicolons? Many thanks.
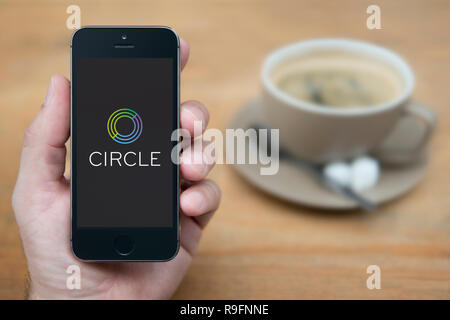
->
1;0;449;299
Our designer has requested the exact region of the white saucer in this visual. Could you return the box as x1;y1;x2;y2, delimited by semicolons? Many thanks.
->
229;98;429;210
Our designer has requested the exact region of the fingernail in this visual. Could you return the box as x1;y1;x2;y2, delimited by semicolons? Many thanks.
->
184;105;206;130
44;76;55;106
186;191;205;213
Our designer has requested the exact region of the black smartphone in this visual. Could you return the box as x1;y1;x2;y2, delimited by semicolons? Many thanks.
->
71;27;180;261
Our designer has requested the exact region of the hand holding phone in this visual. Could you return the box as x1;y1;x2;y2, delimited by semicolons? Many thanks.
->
12;35;221;299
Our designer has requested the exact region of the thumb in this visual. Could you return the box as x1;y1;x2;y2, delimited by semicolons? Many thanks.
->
18;75;70;184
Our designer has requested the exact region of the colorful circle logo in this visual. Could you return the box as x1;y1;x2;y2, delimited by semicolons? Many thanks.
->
107;108;143;144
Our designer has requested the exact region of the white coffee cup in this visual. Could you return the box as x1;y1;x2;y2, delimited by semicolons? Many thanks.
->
261;38;435;164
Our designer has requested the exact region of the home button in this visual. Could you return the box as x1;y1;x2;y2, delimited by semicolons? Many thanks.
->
113;235;135;256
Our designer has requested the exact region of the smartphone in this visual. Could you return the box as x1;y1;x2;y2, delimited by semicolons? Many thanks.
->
71;27;180;261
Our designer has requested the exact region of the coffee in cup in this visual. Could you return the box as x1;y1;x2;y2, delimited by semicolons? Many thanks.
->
261;39;435;163
272;50;404;108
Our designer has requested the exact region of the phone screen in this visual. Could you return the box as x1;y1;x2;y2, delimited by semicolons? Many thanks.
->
75;58;174;227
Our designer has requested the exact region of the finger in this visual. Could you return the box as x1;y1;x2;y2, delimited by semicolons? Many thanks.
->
24;75;70;149
180;37;190;71
180;140;215;181
180;180;221;228
19;75;70;183
180;100;209;137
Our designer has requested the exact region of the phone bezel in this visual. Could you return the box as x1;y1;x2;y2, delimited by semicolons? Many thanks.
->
70;27;180;261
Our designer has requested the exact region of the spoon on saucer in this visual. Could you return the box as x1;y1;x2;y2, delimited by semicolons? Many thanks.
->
252;125;377;212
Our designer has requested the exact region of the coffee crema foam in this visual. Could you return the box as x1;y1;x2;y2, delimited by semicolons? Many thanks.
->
271;51;405;108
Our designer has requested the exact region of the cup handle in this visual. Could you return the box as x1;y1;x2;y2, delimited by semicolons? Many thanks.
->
374;100;436;165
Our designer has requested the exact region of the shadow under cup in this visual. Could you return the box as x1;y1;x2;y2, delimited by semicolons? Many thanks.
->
261;38;432;164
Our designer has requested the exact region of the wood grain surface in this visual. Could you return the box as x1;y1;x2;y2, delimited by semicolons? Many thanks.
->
0;0;449;299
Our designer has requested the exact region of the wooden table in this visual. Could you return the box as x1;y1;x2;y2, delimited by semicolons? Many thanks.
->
1;0;449;299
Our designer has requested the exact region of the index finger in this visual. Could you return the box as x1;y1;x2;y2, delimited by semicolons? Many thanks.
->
180;38;189;71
